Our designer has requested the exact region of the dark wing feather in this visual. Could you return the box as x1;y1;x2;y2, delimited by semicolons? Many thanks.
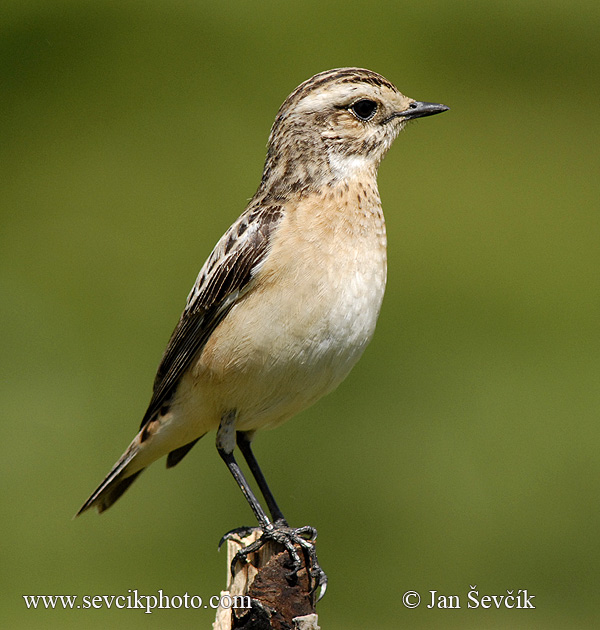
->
139;203;283;429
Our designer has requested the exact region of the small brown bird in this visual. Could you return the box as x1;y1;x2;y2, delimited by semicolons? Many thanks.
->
77;68;447;574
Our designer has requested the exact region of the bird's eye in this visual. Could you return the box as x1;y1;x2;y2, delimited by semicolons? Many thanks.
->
350;99;378;121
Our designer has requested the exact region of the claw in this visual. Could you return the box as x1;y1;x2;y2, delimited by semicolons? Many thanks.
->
218;525;260;550
315;569;328;601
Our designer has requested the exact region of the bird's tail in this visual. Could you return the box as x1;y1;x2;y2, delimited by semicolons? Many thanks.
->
75;442;143;516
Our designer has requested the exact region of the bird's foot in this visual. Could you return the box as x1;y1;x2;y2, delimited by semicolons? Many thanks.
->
219;521;327;600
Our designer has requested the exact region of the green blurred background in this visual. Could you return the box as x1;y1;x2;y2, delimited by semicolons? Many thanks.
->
2;1;599;628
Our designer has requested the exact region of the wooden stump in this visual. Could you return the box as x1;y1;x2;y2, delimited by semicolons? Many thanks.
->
213;530;321;630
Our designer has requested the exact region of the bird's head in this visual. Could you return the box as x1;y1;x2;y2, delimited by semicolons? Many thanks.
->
261;68;448;193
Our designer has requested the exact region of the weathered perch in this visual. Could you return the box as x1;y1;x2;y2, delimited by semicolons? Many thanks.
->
213;529;321;630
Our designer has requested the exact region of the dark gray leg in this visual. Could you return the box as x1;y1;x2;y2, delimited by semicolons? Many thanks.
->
216;412;272;530
236;430;287;524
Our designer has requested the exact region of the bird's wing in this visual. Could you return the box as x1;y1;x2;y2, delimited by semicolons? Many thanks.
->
139;202;284;429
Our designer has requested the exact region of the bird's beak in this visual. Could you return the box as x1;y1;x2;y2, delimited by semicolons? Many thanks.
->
402;101;449;119
387;101;449;123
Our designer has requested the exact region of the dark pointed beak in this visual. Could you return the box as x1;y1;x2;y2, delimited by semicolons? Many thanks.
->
387;101;449;122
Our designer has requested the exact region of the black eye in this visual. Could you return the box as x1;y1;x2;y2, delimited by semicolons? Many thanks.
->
350;99;378;121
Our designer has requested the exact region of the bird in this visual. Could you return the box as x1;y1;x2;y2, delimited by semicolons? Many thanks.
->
76;67;447;574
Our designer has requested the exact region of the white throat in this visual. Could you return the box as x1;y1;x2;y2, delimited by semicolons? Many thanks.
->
327;151;373;180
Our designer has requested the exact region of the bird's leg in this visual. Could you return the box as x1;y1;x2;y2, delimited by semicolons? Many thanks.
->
216;411;271;530
216;415;327;597
236;430;287;524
